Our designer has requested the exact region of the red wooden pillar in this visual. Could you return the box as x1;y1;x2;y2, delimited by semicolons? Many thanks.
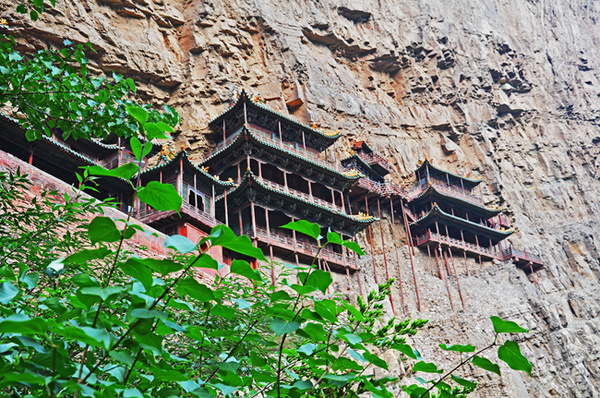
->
377;198;395;315
402;200;421;311
448;248;465;310
365;197;378;285
389;198;406;315
441;249;455;312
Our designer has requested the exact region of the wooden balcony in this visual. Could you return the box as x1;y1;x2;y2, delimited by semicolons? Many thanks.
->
356;178;407;197
258;177;342;213
137;201;220;230
407;179;485;207
414;230;499;260
501;247;544;272
245;227;353;270
358;151;390;172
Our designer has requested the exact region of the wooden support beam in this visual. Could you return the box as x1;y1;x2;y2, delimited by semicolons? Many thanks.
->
448;248;465;310
224;190;229;226
365;197;378;285
441;248;455;312
377;198;395;315
402;200;421;311
389;198;406;315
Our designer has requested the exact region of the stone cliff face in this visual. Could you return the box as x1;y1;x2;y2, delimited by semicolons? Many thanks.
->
3;0;600;396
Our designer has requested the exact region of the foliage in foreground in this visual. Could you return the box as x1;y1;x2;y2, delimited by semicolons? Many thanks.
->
0;6;532;396
0;166;532;398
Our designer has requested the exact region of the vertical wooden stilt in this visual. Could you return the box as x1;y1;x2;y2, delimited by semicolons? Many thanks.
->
389;198;405;315
357;269;364;298
434;245;443;280
440;247;454;311
448;248;465;310
402;201;421;311
365;197;379;285
464;250;469;276
269;245;275;286
224;191;229;227
377;198;395;315
529;262;537;289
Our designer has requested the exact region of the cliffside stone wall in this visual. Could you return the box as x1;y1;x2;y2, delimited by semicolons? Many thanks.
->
2;0;600;396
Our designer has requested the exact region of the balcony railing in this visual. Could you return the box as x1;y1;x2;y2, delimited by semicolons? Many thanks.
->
407;179;484;207
137;201;220;228
357;151;390;171
501;247;542;264
245;227;346;265
258;177;341;213
356;178;407;197
414;230;498;258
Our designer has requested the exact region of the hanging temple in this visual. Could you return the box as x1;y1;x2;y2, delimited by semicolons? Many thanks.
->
0;88;543;307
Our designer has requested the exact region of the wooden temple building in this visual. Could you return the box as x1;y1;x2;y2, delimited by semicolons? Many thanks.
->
0;88;544;309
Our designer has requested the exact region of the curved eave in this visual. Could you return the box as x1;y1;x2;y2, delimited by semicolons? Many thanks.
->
411;185;502;217
341;153;381;178
415;160;482;186
140;151;235;188
209;89;341;141
203;126;361;182
217;171;378;225
410;205;514;240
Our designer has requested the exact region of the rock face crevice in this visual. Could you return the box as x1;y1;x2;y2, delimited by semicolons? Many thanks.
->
3;0;600;396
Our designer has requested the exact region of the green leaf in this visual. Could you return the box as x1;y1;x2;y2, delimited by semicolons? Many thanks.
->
88;217;121;244
62;326;112;349
231;259;263;281
281;220;321;241
130;137;143;162
451;375;477;389
127;106;149;124
79;286;123;301
156;121;175;133
128;258;183;276
0;314;47;335
138;181;182;212
131;308;167;322
412;361;443;374
343;302;365;322
327;230;343;244
392;343;421;360
208;225;267;261
125;77;136;92
64;248;111;264
86;163;139;180
439;343;475;353
341;240;365;255
144;122;169;139
304;269;332;293
165;234;197;254
364;351;389;370
20;272;39;290
297;343;318;355
70;273;99;288
270;318;300;336
176;278;216;302
121;258;154;291
471;355;501;375
217;360;240;372
498;340;532;375
490;316;529;334
0;282;19;304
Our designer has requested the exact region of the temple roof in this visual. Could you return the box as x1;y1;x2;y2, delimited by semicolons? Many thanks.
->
340;153;383;179
141;150;235;188
415;159;482;188
410;204;514;241
409;183;502;218
208;89;341;150
217;170;378;232
352;140;374;153
202;125;362;183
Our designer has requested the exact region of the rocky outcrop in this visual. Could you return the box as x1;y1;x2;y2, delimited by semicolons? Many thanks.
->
3;0;600;396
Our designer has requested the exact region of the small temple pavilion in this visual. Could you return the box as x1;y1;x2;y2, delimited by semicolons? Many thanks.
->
405;159;543;273
200;89;377;273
